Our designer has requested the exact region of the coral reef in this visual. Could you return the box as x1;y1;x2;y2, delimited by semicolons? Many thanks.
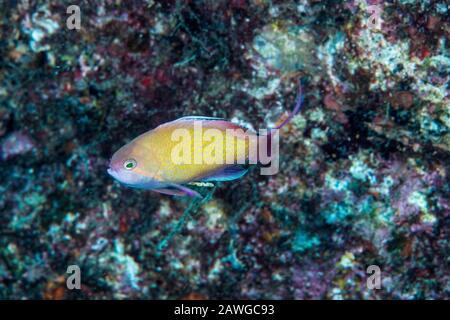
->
0;0;448;299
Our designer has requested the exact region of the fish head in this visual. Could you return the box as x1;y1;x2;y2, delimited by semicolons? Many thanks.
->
107;141;158;188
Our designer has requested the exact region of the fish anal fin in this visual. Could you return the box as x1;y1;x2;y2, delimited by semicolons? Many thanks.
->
202;165;248;182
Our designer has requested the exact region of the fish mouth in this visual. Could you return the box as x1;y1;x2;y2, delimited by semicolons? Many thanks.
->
107;167;116;178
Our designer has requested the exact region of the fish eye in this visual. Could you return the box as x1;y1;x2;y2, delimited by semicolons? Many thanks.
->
123;159;137;170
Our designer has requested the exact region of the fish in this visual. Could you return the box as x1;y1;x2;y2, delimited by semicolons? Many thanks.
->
107;84;304;197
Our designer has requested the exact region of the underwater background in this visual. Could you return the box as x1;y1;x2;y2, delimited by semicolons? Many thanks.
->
0;0;448;299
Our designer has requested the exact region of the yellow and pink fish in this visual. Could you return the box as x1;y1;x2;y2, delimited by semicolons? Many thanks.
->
107;85;304;197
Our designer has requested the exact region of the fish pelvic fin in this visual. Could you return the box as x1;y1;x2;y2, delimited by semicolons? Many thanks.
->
152;183;201;198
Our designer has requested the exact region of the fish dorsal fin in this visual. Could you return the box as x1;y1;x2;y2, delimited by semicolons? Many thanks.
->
173;116;256;132
159;116;256;135
175;116;225;121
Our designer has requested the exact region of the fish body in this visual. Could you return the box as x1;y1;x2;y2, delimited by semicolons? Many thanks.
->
108;84;304;197
108;117;255;196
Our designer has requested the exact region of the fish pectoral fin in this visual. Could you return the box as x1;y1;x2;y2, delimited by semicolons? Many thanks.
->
153;183;201;198
202;165;249;182
188;182;215;188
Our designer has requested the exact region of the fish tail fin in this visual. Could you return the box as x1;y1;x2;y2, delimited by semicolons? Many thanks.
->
257;80;304;161
273;80;304;131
